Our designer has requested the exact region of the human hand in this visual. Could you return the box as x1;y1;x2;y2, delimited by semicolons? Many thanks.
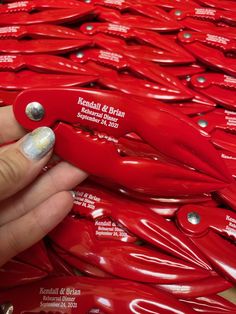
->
0;106;87;267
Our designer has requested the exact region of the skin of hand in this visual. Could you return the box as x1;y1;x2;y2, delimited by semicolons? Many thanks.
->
0;106;88;267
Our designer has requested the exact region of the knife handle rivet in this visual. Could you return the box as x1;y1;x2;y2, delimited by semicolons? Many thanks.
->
86;25;94;31
187;212;201;225
174;9;182;16
183;32;192;39
197;76;206;83
84;0;91;3
197;119;208;128
76;52;84;58
25;102;45;121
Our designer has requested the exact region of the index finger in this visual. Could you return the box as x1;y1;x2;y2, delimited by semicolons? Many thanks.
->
0;106;26;145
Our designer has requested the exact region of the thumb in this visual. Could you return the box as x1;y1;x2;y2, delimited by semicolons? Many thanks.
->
0;127;55;201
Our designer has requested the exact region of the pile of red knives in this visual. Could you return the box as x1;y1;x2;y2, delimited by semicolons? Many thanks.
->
1;0;236;313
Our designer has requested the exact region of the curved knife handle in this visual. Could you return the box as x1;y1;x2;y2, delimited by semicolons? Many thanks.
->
171;7;236;24
178;30;236;52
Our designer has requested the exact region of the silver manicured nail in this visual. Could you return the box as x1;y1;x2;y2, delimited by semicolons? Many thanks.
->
21;127;55;160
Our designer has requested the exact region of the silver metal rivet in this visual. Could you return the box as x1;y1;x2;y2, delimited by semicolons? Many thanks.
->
197;76;206;83
84;0;91;3
183;32;192;39
25;102;45;121
76;52;84;58
175;9;182;16
187;212;201;225
86;25;93;31
198;119;208;128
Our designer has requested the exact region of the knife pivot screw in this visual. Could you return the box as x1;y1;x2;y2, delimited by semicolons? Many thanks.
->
86;25;94;31
76;52;84;58
174;9;182;16
187;212;201;225
183;32;192;39
197;76;206;83
25;102;45;121
198;119;208;128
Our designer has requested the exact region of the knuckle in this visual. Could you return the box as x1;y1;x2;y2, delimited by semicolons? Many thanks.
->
0;151;27;185
5;225;22;256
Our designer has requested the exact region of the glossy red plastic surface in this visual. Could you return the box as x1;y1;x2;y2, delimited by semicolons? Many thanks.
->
15;241;52;273
177;204;236;283
73;62;193;101
70;49;193;97
50;215;211;283
0;0;85;14
0;276;197;313
196;0;236;11
79;22;195;64
156;275;233;298
0;54;98;76
96;7;182;31
0;259;47;289
13;88;232;186
0;71;97;90
72;183;212;269
0;39;92;55
83;0;176;21
190;73;236;110
170;7;236;25
192;108;236;134
52;244;113;278
0;7;94;25
180;295;236;313
218;182;236;211
0;24;86;39
178;31;236;76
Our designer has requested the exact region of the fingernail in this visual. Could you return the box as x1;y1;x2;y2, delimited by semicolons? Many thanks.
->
70;190;76;199
21;127;55;160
